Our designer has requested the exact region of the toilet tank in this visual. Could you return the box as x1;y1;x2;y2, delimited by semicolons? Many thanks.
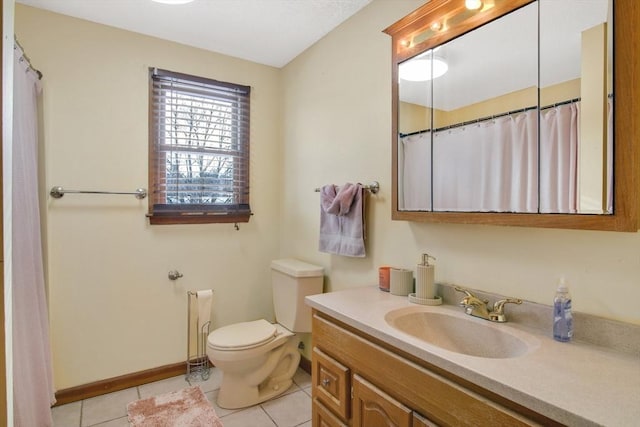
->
271;259;323;333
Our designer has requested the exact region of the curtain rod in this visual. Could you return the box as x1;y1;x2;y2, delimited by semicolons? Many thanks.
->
14;36;43;80
399;96;610;138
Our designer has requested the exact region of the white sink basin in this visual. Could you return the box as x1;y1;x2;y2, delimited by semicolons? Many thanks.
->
385;307;537;359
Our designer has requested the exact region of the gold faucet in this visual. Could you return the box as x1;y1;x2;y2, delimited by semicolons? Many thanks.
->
454;286;522;323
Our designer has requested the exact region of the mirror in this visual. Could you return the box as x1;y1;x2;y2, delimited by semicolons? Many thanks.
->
384;0;638;231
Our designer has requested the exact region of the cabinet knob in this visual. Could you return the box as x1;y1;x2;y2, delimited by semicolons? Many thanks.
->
322;378;330;387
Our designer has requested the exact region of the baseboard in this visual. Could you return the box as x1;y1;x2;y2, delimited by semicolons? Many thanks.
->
299;354;311;375
54;362;188;406
53;356;312;406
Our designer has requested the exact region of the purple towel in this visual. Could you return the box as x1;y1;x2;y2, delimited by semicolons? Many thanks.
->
319;183;365;257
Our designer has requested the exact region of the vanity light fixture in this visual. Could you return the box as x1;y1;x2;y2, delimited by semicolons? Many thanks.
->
399;57;448;81
151;0;195;4
430;22;443;31
465;0;483;10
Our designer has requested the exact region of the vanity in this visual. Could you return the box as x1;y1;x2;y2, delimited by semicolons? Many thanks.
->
306;287;640;426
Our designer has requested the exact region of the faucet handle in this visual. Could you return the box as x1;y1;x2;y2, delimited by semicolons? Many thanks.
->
493;298;523;313
454;286;473;297
454;286;488;304
490;298;522;322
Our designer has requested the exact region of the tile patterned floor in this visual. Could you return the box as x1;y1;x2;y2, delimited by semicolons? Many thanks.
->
51;367;313;427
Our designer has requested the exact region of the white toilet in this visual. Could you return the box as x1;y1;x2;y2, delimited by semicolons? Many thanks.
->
206;258;323;409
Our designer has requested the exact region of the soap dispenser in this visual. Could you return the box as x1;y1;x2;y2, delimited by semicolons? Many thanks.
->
409;254;442;305
553;277;573;342
415;254;435;299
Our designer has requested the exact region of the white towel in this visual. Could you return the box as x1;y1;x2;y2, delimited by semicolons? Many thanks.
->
319;183;365;257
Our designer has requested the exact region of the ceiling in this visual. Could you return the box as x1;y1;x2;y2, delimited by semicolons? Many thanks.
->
16;0;372;68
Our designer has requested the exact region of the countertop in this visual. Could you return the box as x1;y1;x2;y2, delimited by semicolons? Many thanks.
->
306;286;640;427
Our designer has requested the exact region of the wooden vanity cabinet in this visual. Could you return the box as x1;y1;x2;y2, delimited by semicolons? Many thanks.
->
312;398;348;427
311;310;560;427
352;374;412;427
312;347;350;422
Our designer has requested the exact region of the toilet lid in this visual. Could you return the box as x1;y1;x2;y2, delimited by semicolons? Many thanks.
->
208;319;277;350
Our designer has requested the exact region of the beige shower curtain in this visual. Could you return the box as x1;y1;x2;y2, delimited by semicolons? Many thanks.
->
12;42;55;427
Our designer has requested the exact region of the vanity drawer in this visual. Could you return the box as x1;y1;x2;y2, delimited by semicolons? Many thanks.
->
312;398;348;427
312;347;351;421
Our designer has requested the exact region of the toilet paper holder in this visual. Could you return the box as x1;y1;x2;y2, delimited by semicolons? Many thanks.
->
168;270;183;280
186;290;212;381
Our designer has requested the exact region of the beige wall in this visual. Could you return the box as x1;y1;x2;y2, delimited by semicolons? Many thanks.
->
14;0;640;391
16;5;282;389
281;0;640;332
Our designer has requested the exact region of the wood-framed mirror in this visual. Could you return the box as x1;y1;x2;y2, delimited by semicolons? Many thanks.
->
384;0;639;231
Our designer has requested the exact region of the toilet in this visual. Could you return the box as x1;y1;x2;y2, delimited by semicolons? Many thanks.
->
206;258;323;409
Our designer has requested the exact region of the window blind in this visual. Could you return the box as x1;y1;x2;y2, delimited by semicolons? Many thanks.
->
149;68;251;223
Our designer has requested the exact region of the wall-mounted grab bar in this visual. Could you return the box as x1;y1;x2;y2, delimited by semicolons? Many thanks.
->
49;186;147;200
314;181;380;194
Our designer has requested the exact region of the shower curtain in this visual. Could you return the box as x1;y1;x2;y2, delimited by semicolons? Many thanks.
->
539;102;579;213
401;110;538;213
432;110;538;213
12;43;56;426
401;102;609;214
400;132;432;211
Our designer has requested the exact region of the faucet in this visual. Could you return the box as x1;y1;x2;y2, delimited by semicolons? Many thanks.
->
454;286;522;323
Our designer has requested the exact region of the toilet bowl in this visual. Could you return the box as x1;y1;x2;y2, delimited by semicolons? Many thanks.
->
206;259;323;409
207;320;300;409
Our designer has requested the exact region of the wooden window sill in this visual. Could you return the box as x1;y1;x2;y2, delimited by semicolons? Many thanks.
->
146;212;251;225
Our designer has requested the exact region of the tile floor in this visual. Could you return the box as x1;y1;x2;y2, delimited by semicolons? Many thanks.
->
51;367;313;427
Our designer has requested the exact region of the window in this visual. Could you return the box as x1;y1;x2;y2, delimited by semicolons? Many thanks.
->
148;68;251;225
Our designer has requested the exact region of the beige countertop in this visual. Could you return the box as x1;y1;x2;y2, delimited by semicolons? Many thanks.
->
306;286;640;427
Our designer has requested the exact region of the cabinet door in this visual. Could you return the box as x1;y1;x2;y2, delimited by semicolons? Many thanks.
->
313;398;349;427
312;347;351;420
352;374;412;427
413;411;440;427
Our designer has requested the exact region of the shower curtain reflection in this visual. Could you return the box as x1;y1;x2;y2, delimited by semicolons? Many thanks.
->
400;102;606;214
539;103;579;213
433;110;538;213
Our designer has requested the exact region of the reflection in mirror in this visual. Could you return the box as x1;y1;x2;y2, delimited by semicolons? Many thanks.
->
396;0;612;215
431;3;537;213
539;0;612;214
398;49;434;211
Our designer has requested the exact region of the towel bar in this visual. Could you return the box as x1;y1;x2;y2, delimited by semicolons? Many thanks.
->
50;186;147;199
314;181;379;194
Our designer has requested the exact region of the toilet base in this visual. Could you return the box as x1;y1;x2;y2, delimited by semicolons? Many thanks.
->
216;339;301;409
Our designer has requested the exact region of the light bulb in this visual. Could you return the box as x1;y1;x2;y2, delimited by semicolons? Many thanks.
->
465;0;483;10
399;57;448;81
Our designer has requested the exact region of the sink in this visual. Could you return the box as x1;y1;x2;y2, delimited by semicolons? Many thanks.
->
385;307;537;359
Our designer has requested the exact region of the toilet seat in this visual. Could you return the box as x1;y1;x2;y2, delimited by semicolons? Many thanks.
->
208;319;278;351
